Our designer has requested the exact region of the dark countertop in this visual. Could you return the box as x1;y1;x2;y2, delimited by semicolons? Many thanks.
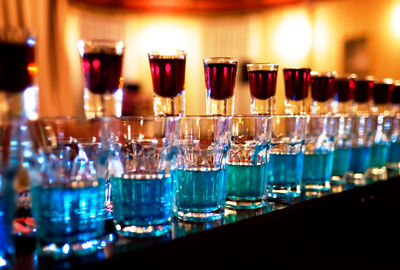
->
13;178;400;269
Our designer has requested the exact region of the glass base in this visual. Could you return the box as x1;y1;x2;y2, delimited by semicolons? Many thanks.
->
175;208;224;222
284;99;307;114
387;162;400;178
153;92;185;116
115;222;172;238
206;95;234;116
266;185;300;200
84;89;122;119
343;172;367;187
36;239;100;259
225;198;265;210
302;182;330;192
251;96;274;115
365;167;387;182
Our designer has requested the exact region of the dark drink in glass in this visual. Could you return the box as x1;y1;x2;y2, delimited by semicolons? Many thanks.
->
353;76;374;114
148;51;186;116
371;79;393;115
333;74;355;113
78;40;125;118
283;67;311;114
246;63;279;114
310;71;335;114
204;57;238;115
392;82;400;105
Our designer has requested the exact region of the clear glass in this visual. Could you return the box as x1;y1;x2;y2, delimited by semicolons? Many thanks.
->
283;67;311;115
148;50;186;116
246;63;279;115
226;115;272;209
174;115;232;221
267;115;308;200
78;39;125;119
30;117;110;258
365;114;392;181
204;57;238;116
302;115;338;194
112;116;179;237
387;113;400;177
343;114;375;187
0;29;37;119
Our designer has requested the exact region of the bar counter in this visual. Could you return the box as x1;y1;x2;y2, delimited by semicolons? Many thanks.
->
14;177;400;269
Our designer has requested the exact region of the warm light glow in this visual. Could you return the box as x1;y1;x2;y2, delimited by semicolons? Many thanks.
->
141;22;188;53
392;3;400;37
274;13;312;63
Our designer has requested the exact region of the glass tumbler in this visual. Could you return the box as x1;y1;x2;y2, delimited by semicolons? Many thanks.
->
174;116;232;222
267;115;308;200
204;57;238;116
283;67;311;114
226;115;272;209
78;39;125;119
112;116;179;237
246;63;279;115
302;115;338;193
148;50;186;116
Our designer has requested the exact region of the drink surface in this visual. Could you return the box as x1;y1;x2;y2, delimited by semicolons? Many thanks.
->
174;168;226;213
83;52;123;94
226;164;267;201
31;185;104;244
283;68;311;101
311;76;335;102
149;58;186;98
204;63;237;100
111;174;174;227
248;70;277;100
302;152;334;185
349;146;372;173
332;147;352;176
0;42;33;93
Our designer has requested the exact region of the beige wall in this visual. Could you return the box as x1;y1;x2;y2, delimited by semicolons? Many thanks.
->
34;0;400;116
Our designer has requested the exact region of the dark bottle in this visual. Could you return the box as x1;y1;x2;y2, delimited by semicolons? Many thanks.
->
0;42;34;93
204;63;237;100
149;58;186;98
82;52;123;95
248;70;278;100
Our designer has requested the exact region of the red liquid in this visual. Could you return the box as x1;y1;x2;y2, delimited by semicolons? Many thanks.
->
248;70;277;100
310;75;335;102
372;83;392;104
354;79;373;103
149;58;186;98
283;68;311;101
204;63;237;100
333;78;355;102
83;53;123;94
0;42;34;93
392;85;400;104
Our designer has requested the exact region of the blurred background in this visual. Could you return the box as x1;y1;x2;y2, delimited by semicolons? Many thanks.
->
1;0;400;116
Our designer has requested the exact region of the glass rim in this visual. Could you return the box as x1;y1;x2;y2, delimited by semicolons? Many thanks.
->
282;67;311;71
246;63;279;71
203;57;238;64
333;72;357;80
310;70;337;78
148;50;187;59
77;39;124;56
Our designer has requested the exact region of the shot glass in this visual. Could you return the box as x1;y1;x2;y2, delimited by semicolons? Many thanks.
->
387;113;400;177
246;63;279;115
31;143;105;258
302;115;338;193
226;115;272;209
204;57;238;115
0;29;36;118
112;116;179;237
343;114;374;186
310;71;336;114
332;73;356;114
267;115;308;200
283;67;311;114
148;51;186;116
78;39;125;119
0;118;15;268
174;115;232;222
365;114;392;181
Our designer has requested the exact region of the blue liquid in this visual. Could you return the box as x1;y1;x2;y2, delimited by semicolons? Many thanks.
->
31;185;105;244
226;164;267;201
302;152;333;189
369;143;390;168
174;169;227;214
332;148;352;177
388;142;400;163
111;174;174;229
349;146;372;173
0;195;14;268
268;153;304;191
